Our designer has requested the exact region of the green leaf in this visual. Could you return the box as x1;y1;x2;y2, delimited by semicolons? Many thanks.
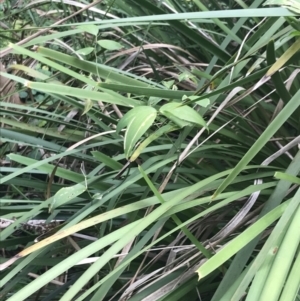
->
213;86;300;198
263;0;300;14
97;39;123;50
130;124;177;161
99;82;193;99
78;25;99;36
266;38;300;77
76;47;94;56
178;72;191;82
278;247;300;301
92;151;123;170
148;96;163;105
82;98;94;115
291;30;300;36
258;201;300;301
160;102;207;128
37;47;152;88
117;106;157;158
162;80;175;89
197;199;290;279
232;186;300;301
49;183;87;212
24;81;140;107
196;98;211;107
161;110;192;128
274;172;300;185
182;95;211;107
125;108;157;159
285;16;300;31
9;64;50;81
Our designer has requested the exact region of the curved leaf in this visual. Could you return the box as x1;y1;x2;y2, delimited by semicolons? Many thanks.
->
50;183;86;212
76;47;94;56
160;102;207;128
117;106;157;158
97;39;123;50
78;25;99;36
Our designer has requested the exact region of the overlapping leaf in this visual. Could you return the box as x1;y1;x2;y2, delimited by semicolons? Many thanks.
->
117;106;157;158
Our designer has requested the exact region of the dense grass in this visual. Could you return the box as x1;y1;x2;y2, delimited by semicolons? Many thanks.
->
0;0;300;300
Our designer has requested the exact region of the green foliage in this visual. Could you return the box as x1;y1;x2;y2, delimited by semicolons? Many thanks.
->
117;106;157;158
0;0;300;301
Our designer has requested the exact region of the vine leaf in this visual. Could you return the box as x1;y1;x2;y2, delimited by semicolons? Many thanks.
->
160;102;207;129
117;106;157;159
49;183;86;213
97;40;124;50
76;47;94;56
78;25;99;36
